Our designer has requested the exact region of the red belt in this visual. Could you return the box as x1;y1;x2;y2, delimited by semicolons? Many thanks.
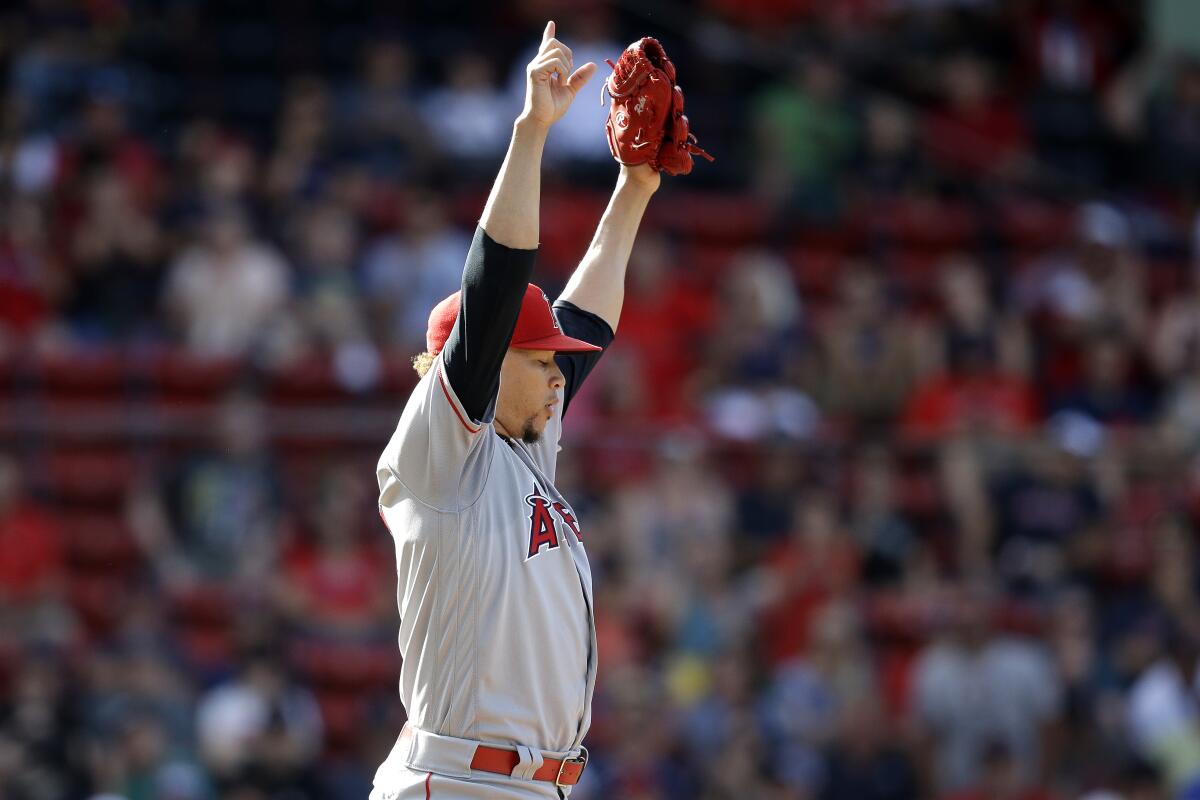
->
470;745;588;787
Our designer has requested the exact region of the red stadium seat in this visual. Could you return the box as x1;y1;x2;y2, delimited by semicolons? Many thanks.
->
67;573;130;637
997;199;1076;249
266;356;364;406
789;246;844;299
648;192;770;245
0;352;18;393
30;352;134;445
43;449;137;506
170;584;235;626
179;627;235;673
891;249;943;307
878;645;919;717
678;242;740;282
315;688;363;752
170;584;236;671
377;353;419;397
849;197;978;249
291;639;399;692
894;470;942;517
1145;257;1188;306
34;349;127;398
539;190;608;276
59;510;142;573
146;350;244;409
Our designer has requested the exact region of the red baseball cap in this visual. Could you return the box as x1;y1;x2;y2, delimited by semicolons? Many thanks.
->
426;283;602;355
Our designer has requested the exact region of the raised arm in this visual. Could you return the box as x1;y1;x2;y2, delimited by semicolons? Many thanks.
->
557;164;660;332
480;21;597;248
552;164;660;415
379;23;598;506
442;21;597;422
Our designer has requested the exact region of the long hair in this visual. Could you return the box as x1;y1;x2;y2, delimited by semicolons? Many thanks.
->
412;351;435;377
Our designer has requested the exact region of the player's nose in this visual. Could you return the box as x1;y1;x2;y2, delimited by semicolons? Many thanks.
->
549;361;565;389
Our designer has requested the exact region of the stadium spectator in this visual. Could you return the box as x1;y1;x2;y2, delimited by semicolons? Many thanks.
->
263;78;334;211
757;491;860;666
820;694;920;800
161;204;291;359
420;54;510;170
359;191;469;351
751;49;857;212
911;585;1062;794
599;232;714;423
55;76;162;210
701;249;815;441
130;391;282;592
943;740;1060;800
1020;0;1121;185
989;421;1106;594
920;255;1030;380
0;653;77;799
64;166;164;342
818;260;916;428
1126;621;1200;795
0;195;55;343
195;650;322;790
761;602;876;792
734;446;802;555
901;331;1038;440
273;463;393;640
856;96;925;199
1016;202;1147;346
1144;56;1200;192
0;455;64;609
284;198;382;386
335;39;429;179
1050;331;1156;425
849;443;918;586
611;437;735;629
923;52;1028;185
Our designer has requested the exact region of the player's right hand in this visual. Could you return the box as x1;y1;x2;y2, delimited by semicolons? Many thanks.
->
521;21;596;130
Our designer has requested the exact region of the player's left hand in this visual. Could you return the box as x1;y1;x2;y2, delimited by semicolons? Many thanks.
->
522;21;597;131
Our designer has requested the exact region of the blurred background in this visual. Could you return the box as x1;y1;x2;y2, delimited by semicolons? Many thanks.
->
2;0;1200;798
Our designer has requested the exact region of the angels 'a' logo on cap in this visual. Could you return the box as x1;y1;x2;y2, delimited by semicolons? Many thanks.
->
541;290;561;330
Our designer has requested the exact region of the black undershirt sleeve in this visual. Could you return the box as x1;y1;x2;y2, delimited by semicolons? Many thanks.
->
441;226;537;423
553;300;615;418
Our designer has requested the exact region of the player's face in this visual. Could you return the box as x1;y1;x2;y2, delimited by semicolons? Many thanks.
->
496;348;563;444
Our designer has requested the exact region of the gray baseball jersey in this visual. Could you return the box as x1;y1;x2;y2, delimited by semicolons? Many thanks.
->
373;352;596;789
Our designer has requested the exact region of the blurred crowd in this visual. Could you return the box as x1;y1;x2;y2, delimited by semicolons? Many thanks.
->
4;0;1200;798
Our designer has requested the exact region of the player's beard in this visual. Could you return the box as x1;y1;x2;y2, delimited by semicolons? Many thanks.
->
520;415;541;444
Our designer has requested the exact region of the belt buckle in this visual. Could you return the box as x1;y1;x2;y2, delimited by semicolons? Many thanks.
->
554;746;588;788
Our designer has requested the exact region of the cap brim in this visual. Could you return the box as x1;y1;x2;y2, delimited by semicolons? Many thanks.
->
512;333;603;353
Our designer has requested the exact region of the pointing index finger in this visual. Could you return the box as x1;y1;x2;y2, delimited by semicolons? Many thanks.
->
542;20;555;47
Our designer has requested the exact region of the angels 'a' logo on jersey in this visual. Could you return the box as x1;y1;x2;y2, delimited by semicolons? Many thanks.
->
525;488;583;560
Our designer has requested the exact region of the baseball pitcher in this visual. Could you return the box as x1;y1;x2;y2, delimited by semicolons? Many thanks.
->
371;23;707;799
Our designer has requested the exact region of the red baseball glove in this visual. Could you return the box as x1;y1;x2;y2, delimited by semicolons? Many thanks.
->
602;37;713;176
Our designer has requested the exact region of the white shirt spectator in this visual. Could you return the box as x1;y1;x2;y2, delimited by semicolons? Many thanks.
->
361;217;469;348
1126;659;1200;789
913;635;1062;792
420;55;509;160
196;661;322;775
164;238;290;358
